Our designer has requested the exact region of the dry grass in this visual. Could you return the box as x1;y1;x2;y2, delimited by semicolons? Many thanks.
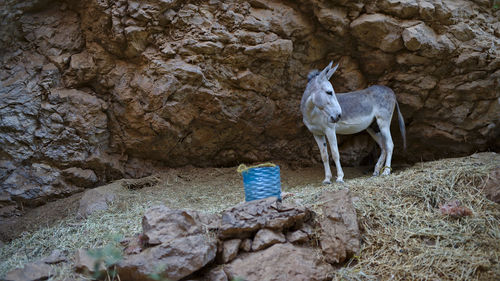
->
0;153;498;280
286;152;500;281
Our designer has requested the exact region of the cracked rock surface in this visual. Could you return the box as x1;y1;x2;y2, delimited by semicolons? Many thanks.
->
1;0;499;209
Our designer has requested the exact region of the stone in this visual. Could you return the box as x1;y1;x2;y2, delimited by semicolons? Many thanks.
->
350;13;403;52
41;249;67;264
483;168;500;203
76;185;117;219
318;190;360;264
252;228;286;251
64;51;97;86
239;238;253;252
141;205;203;245
286;230;309;244
402;22;440;53
5;262;53;281
377;0;419;19
206;266;228;281
62;167;98;188
117;234;217;281
197;212;222;231
314;6;349;36
221;239;241;263
219;197;309;239
225;243;334;281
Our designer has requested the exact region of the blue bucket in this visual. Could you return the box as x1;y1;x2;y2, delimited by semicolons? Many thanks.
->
242;166;281;202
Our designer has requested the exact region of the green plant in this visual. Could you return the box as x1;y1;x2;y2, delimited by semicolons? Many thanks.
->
87;236;124;281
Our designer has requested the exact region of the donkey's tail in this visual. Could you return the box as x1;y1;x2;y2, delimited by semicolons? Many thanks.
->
395;101;406;150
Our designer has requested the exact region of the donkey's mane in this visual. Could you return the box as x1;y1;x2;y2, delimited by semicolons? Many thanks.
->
307;70;320;82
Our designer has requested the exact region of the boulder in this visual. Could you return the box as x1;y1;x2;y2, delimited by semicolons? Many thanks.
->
286;230;309;244
62;167;98;188
117;234;217;281
76;185;117;219
221;239;241;263
225;243;334;281
219;197;309;239
402;22;442;57
5;262;53;281
141;205;203;245
350;13;403;52
318;190;360;264
314;6;349;36
251;228;286;251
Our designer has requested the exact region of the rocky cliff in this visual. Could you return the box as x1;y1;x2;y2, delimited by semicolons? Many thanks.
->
1;0;499;211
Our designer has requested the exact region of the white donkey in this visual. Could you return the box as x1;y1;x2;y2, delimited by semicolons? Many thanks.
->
301;62;406;184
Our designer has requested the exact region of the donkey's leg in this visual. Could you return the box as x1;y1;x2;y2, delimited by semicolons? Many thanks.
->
367;128;386;176
313;135;332;184
378;123;394;176
325;128;344;183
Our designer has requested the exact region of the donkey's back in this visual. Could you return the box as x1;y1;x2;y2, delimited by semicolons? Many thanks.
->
335;85;397;135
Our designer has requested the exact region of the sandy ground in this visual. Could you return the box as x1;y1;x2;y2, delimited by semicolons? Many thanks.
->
0;162;376;242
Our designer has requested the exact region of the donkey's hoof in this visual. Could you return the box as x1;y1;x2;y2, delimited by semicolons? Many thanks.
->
372;172;380;177
322;179;332;185
336;179;345;184
381;166;392;176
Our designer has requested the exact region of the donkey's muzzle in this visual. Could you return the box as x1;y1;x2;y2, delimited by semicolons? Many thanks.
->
330;114;341;123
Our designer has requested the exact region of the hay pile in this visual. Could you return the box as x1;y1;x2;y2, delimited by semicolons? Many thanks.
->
289;152;500;280
0;153;498;280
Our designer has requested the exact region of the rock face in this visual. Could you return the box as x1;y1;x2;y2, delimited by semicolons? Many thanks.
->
1;0;499;208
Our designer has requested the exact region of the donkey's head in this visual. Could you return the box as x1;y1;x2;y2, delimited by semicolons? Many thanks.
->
307;61;341;123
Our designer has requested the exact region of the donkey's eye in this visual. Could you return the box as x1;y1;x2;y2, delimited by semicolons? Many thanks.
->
326;91;333;95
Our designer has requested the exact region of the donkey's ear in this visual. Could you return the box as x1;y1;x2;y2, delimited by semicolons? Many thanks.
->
326;63;339;80
320;61;334;77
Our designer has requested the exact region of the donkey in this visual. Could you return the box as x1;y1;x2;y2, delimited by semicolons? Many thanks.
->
300;61;406;184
